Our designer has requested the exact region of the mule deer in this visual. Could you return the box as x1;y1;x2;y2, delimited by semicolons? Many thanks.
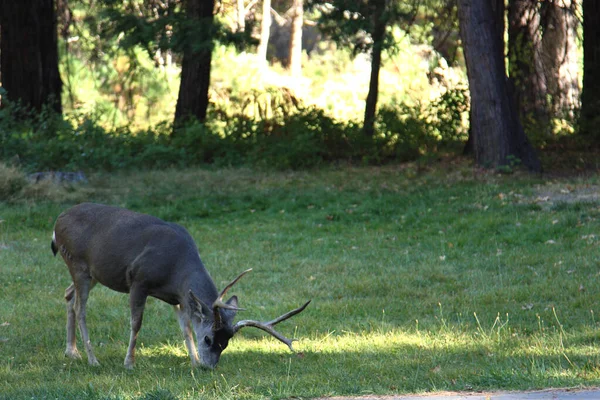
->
52;203;310;369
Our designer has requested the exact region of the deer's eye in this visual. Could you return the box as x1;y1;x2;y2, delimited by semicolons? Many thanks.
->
204;336;212;346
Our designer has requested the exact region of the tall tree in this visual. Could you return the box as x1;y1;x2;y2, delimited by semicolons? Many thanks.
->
0;0;63;114
458;0;541;172
507;0;549;134
308;0;412;137
288;0;303;76
363;0;386;138
540;0;580;117
237;0;246;32
580;0;600;139
173;0;216;127
257;0;271;66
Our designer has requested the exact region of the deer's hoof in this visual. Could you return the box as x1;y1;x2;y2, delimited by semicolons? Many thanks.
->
88;358;100;367
65;348;82;360
124;357;135;369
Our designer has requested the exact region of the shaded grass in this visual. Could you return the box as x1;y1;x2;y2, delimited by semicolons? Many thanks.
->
1;163;600;399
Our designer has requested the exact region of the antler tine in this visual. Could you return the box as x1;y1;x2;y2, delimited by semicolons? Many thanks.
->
233;300;311;351
217;268;253;301
213;269;252;331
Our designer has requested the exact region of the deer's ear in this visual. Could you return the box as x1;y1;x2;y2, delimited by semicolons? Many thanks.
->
221;296;239;324
226;295;238;309
189;290;211;319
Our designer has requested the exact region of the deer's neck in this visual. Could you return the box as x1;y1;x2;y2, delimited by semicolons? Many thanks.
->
184;265;219;305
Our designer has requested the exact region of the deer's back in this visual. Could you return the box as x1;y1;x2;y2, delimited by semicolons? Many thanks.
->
54;203;201;297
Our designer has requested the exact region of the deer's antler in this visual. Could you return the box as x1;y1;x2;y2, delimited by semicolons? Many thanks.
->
213;269;252;330
233;300;311;351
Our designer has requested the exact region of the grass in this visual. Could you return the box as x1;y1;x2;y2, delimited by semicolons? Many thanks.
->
1;162;600;399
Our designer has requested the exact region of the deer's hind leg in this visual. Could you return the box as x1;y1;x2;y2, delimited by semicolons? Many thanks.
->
64;283;81;360
67;262;99;366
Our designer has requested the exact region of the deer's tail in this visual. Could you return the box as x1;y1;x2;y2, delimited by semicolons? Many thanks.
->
51;231;58;256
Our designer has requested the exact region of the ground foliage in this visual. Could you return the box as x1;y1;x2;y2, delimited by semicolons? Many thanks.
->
1;163;600;399
0;86;468;171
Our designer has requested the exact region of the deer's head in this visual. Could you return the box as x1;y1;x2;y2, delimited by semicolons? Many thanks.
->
188;269;310;369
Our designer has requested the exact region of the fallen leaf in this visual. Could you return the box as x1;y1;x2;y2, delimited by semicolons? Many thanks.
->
546;240;556;244
0;322;8;327
522;303;534;310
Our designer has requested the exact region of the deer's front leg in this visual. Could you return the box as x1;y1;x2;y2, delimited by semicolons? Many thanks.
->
175;305;200;367
124;285;148;369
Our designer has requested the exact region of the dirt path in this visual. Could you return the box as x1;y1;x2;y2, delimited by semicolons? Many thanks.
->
316;388;600;400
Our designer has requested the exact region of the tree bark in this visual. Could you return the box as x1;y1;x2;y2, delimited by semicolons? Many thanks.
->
0;0;62;114
541;0;580;117
257;0;271;66
458;0;541;172
173;0;215;128
363;0;386;138
288;0;303;76
580;0;600;139
508;0;549;134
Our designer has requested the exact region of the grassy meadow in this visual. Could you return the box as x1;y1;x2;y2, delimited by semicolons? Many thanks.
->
1;163;600;399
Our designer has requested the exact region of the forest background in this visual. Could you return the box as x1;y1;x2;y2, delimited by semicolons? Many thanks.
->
0;0;599;173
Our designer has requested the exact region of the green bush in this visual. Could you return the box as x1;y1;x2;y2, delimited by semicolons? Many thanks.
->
0;87;468;171
0;163;27;200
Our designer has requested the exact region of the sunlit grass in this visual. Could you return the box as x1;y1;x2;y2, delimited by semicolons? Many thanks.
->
1;164;600;399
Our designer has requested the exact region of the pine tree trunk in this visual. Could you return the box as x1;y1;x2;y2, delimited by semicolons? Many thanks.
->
580;0;600;139
257;0;271;66
173;0;215;128
363;0;386;138
288;0;303;76
458;0;541;172
0;0;62;114
541;0;580;117
508;0;549;135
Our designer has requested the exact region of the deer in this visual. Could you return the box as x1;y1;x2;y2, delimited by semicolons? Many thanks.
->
51;202;310;369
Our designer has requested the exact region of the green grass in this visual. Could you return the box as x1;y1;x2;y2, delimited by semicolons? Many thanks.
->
1;163;600;399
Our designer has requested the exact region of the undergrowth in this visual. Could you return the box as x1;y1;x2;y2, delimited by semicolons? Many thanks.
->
0;86;468;171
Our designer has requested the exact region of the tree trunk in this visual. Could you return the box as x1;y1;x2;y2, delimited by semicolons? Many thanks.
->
580;0;600;139
363;0;386;138
257;0;271;66
458;0;541;172
541;0;580;117
288;0;303;76
0;0;62;114
173;0;215;128
236;0;245;32
508;0;549;135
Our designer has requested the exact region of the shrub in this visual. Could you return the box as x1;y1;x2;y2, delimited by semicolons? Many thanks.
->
0;86;469;171
0;163;27;200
